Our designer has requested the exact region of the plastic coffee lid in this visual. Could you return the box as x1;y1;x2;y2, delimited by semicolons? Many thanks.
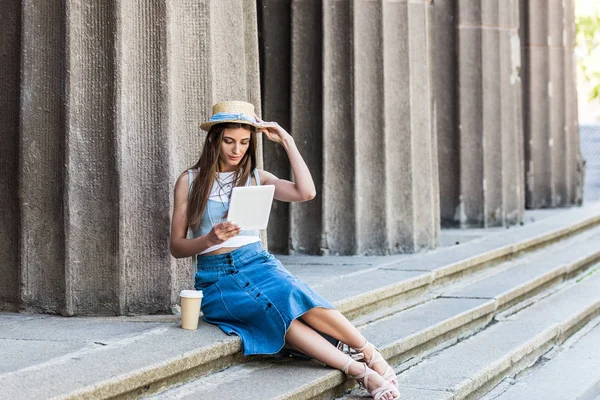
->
180;290;203;298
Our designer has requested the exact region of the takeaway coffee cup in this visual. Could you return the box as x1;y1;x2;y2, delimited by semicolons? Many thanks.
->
180;290;203;330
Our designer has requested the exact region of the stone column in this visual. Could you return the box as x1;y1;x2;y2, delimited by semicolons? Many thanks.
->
523;0;582;208
64;0;118;315
165;0;213;303
564;0;584;205
259;0;440;255
19;0;67;314
380;0;440;253
1;0;262;315
0;2;21;311
433;0;460;227
115;1;171;315
257;0;293;254
452;0;524;227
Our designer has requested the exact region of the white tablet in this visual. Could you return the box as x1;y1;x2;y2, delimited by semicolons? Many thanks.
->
226;185;275;230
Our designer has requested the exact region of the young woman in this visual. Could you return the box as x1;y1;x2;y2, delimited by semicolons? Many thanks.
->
169;101;400;400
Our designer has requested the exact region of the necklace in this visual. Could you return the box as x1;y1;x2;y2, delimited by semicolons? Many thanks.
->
213;172;235;202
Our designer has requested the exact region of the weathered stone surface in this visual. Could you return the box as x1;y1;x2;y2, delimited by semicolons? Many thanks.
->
258;0;292;254
64;0;118;316
433;0;460;227
258;0;440;256
1;206;599;399
360;297;492;353
490;319;600;400
314;269;430;305
445;228;600;303
289;0;324;255
149;362;343;400
398;270;600;397
165;0;216;301
522;0;583;208
3;1;262;315
0;1;21;311
115;1;172;315
0;316;240;399
453;0;524;228
0;0;583;315
19;0;67;314
322;0;356;255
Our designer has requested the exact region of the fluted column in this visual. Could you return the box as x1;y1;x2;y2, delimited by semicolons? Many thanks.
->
1;0;262;315
0;2;21;311
452;0;524;227
381;0;440;252
523;0;583;208
115;1;171;315
433;0;460;227
64;0;118;315
166;0;213;302
257;0;293;253
289;1;325;254
19;0;67;313
321;0;357;254
260;0;440;255
564;0;584;204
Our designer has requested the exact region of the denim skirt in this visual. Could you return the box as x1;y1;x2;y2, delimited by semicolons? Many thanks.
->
194;242;335;356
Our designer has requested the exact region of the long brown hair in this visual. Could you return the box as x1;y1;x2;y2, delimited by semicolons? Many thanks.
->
186;123;257;230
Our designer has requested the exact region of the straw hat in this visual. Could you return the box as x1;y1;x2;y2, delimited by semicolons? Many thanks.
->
199;101;261;131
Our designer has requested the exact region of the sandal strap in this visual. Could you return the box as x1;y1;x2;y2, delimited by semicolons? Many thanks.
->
371;385;396;400
351;365;397;400
353;340;385;370
366;344;384;369
351;340;399;388
341;355;353;375
382;365;396;381
337;341;365;362
354;337;369;352
350;363;371;389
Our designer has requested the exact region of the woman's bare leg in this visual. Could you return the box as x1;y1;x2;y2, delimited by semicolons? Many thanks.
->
285;319;398;400
301;308;394;381
301;308;365;348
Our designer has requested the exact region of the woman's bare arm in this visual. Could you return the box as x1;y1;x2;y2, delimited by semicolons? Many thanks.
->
169;173;240;258
257;120;317;202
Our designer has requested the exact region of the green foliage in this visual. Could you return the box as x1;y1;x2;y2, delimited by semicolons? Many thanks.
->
576;9;600;101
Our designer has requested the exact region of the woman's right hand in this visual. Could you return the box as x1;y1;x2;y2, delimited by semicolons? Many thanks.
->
207;221;241;245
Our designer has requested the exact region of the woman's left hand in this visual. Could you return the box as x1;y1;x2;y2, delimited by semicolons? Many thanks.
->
256;116;292;144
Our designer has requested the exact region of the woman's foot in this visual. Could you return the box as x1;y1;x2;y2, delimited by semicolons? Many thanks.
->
342;357;400;400
352;339;399;388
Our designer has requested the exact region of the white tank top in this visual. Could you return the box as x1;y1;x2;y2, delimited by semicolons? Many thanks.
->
188;169;261;255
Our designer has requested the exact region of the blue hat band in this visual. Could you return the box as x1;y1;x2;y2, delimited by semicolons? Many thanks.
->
208;112;256;125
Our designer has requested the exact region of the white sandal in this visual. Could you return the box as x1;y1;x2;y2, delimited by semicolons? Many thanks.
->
341;356;400;400
350;339;399;388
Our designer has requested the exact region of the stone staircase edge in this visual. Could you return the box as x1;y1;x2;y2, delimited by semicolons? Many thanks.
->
452;324;561;399
53;208;600;400
57;337;242;400
384;300;498;359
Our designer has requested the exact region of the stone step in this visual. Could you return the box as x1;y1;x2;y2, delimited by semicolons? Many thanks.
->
391;267;600;400
288;203;600;321
144;228;600;399
482;315;600;400
2;205;599;400
439;228;600;311
353;225;600;327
